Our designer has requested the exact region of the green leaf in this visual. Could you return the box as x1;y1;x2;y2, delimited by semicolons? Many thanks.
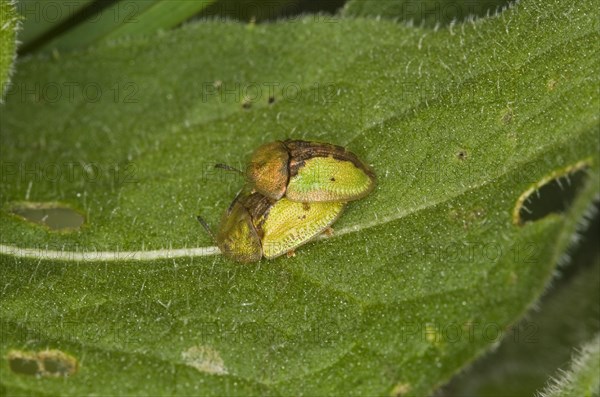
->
36;1;218;53
0;0;19;102
16;0;94;50
101;0;219;41
537;334;600;397
195;0;298;22
1;0;599;395
342;0;513;26
442;252;600;395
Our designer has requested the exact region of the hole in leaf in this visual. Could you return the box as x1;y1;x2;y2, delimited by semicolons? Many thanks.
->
514;162;590;225
7;350;78;377
7;352;39;376
38;350;78;377
10;202;85;231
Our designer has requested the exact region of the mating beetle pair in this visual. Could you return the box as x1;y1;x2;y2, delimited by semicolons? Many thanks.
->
199;139;376;263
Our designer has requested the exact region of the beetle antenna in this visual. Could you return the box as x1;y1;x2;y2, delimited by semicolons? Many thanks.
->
214;163;244;175
196;215;216;241
225;188;246;214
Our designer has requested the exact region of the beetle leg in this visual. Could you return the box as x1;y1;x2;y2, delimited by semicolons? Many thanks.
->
323;227;335;237
286;250;296;258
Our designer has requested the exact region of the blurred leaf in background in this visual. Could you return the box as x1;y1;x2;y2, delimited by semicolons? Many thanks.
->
441;220;600;395
537;334;600;397
16;0;347;54
17;0;218;53
343;0;512;27
0;0;19;101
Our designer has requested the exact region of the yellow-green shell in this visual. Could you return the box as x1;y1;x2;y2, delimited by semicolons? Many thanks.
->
216;192;344;263
216;196;262;263
259;199;344;259
286;156;374;202
246;140;376;202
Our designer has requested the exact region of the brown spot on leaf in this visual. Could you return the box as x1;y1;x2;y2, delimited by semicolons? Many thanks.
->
500;107;514;124
323;227;334;237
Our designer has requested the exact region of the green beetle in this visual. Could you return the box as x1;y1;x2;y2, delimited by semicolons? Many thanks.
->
245;140;376;202
198;191;344;263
